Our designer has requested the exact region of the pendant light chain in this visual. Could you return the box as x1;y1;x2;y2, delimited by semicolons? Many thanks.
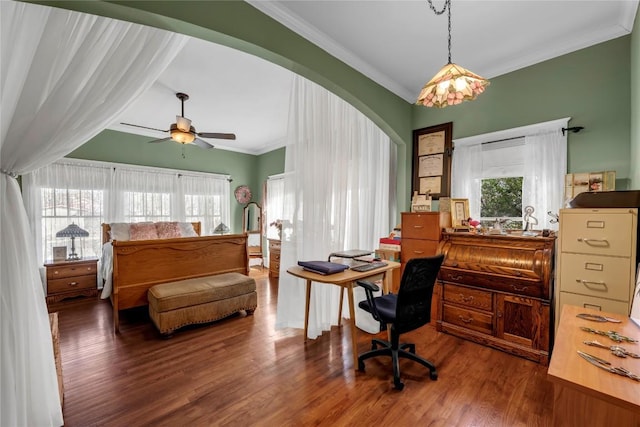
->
428;0;452;64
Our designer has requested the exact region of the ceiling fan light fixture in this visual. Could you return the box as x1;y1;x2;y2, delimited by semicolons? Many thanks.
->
170;124;195;144
416;0;489;108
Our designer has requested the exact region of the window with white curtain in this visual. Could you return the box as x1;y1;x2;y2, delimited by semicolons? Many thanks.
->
24;159;231;263
265;174;284;240
451;118;569;231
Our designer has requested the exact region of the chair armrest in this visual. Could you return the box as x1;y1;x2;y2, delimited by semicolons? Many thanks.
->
357;279;380;293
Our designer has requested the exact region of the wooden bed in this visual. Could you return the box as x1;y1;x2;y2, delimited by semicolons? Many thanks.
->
102;223;249;333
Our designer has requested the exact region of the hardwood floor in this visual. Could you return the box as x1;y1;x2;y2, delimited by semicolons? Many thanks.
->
49;269;554;426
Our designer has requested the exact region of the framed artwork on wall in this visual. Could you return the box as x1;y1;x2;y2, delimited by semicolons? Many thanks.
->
412;122;453;200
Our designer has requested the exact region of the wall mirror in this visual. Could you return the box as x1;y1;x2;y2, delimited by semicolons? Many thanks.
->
243;202;262;234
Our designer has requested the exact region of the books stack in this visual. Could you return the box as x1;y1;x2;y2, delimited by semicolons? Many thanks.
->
379;237;401;251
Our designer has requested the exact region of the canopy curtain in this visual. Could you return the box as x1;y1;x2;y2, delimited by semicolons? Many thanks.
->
0;2;187;425
275;75;396;339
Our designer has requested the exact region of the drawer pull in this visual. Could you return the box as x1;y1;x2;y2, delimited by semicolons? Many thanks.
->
448;274;463;281
577;237;610;247
412;225;424;229
69;282;79;286
586;220;605;229
459;294;474;303
584;262;603;271
577;279;607;291
412;251;425;255
511;285;528;292
458;315;473;324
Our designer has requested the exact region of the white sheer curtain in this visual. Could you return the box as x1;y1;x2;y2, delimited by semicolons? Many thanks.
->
275;76;395;339
523;129;567;230
0;2;187;425
179;173;231;235
265;175;285;240
451;143;483;220
452;118;569;230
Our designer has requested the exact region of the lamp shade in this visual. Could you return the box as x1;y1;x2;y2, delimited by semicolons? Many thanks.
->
213;223;230;234
416;62;489;108
55;223;89;238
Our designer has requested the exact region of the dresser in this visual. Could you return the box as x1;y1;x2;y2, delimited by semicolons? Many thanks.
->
401;212;447;319
437;232;556;364
556;208;638;330
268;238;281;278
45;258;98;304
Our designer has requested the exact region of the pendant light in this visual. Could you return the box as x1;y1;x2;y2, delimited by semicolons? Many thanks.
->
416;0;489;108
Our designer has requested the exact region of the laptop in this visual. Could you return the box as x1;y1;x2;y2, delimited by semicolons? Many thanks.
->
297;260;349;275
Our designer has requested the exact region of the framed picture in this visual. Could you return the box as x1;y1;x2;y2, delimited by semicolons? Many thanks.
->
53;246;67;262
450;198;470;228
412;122;453;200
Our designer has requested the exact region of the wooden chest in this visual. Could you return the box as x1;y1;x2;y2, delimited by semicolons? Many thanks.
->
437;232;556;364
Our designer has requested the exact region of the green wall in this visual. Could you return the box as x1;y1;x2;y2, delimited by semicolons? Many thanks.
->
632;7;640;189
412;36;633;191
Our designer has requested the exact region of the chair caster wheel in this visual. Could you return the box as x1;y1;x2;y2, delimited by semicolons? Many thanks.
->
358;360;365;371
394;380;404;391
430;371;438;381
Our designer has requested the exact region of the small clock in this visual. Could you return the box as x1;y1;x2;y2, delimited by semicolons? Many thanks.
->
234;185;252;204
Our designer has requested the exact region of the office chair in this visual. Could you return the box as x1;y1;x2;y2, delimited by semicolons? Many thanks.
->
357;254;444;390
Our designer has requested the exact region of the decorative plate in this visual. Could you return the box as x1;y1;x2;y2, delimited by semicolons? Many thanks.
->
234;185;252;204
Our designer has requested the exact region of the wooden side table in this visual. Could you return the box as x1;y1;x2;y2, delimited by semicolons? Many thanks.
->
45;258;98;304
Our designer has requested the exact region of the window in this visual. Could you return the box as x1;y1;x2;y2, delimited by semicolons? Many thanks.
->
480;177;523;229
24;159;231;264
452;118;568;231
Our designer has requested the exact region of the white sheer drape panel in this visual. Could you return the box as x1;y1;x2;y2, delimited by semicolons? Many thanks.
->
451;143;483;220
276;76;394;339
265;176;285;240
523;130;567;230
179;174;230;235
1;2;187;424
23;162;111;263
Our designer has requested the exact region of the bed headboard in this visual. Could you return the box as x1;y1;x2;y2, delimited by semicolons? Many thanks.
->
101;222;202;244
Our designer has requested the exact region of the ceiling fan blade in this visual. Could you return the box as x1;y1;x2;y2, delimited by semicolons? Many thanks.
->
148;137;172;144
192;138;215;149
176;116;192;132
198;132;236;140
121;122;168;133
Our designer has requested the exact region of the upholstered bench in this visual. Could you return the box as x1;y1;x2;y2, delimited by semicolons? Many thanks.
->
147;273;257;336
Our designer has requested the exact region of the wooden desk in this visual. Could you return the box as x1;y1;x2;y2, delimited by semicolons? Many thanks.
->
547;305;640;426
287;261;401;369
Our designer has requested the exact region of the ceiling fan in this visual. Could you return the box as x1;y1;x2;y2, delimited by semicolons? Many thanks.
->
121;92;236;149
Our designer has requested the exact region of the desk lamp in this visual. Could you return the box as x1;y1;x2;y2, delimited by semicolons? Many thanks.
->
56;223;89;260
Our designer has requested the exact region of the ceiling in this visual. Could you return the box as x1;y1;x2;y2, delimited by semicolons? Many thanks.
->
107;0;638;155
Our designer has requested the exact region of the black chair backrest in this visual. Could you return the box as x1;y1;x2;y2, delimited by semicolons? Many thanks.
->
394;255;444;334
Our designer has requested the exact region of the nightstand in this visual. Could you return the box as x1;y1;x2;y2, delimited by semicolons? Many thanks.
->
45;258;98;304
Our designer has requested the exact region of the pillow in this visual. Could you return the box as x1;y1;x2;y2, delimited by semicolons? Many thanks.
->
129;222;159;241
179;222;198;237
109;223;130;241
155;221;181;239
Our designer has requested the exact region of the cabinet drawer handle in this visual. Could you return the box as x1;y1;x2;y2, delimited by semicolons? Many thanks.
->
459;294;474;303
448;274;463;281
511;285;528;292
577;279;607;290
412;225;424;229
458;315;473;324
577;237;610;247
69;282;79;286
412;250;425;254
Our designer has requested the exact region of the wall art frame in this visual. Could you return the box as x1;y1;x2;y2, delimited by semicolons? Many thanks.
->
412;122;453;200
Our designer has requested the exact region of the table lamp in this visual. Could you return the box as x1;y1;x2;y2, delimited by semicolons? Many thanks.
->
213;222;230;235
56;223;89;260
